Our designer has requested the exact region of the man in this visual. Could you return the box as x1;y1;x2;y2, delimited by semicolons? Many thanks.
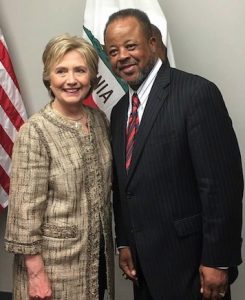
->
104;8;243;300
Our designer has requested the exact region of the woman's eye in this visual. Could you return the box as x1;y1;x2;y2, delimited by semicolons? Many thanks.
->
76;68;86;73
56;69;66;75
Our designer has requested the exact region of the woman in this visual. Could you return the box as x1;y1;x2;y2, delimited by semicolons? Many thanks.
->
5;34;114;300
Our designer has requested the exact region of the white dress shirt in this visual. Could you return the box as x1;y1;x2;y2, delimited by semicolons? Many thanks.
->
127;58;162;124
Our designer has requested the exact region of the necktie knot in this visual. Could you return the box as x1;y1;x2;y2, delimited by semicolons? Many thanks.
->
132;93;140;109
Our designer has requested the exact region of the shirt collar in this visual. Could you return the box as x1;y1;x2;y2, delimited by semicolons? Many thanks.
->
128;58;162;102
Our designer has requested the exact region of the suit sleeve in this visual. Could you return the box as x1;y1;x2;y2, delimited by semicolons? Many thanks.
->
112;161;129;247
111;108;129;248
187;79;243;267
5;121;49;254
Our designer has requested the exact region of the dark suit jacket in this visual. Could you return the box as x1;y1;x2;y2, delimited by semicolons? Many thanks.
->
111;62;243;300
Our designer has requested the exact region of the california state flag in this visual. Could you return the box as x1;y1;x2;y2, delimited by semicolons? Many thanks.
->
83;0;175;118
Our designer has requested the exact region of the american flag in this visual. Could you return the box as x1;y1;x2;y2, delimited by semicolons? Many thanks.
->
0;29;27;212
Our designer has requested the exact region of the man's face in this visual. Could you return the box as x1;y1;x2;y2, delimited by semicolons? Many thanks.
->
105;16;156;89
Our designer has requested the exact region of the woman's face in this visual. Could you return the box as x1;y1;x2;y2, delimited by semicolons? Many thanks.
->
49;49;91;107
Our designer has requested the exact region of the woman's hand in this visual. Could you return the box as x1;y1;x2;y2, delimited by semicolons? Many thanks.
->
25;254;52;299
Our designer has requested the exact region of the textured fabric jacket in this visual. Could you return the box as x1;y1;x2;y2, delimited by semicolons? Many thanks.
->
5;103;114;300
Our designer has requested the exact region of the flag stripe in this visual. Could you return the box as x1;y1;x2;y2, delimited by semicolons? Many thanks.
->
0;145;12;176
0;85;25;130
0;40;20;90
0;165;10;194
83;94;99;109
0;125;14;157
0;186;9;208
0;61;27;122
0;105;18;144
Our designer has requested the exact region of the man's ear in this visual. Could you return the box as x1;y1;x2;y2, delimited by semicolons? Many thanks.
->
149;36;157;53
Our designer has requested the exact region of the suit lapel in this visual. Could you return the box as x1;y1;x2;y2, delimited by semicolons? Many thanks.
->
127;65;171;184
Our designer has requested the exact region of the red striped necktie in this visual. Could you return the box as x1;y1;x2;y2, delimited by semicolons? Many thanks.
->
126;93;140;171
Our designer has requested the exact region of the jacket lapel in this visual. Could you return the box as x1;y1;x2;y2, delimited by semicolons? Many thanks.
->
126;64;171;184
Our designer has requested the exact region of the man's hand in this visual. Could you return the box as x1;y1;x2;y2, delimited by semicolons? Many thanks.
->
199;265;228;299
119;247;138;282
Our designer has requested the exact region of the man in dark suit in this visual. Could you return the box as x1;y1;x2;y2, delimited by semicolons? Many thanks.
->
104;8;243;300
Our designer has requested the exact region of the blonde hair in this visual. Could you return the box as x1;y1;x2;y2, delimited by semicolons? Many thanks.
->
42;34;98;99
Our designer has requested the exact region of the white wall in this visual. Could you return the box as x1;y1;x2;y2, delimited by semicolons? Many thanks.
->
0;0;244;299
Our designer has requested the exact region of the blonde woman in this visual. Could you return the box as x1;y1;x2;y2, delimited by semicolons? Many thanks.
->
5;34;114;300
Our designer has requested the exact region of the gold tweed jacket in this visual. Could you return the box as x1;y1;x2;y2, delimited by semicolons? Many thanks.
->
5;103;114;300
